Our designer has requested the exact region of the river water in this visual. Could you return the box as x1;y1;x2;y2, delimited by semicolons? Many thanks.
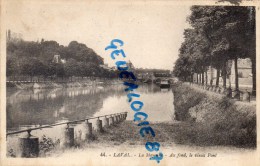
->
6;84;174;154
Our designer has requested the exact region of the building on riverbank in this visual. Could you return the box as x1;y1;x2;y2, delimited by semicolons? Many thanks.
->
230;58;252;88
192;58;252;89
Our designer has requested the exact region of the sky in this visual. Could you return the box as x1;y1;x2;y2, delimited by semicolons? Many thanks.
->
5;0;191;70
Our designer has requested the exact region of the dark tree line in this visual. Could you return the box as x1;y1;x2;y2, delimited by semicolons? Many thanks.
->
173;6;256;96
7;38;118;81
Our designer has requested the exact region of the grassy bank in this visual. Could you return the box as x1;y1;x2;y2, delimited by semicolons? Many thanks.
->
6;79;121;89
8;118;255;157
172;82;256;148
43;119;256;157
34;121;213;157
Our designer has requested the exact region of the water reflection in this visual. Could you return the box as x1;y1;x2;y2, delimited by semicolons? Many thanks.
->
7;85;125;130
94;84;174;122
7;84;175;156
7;84;174;132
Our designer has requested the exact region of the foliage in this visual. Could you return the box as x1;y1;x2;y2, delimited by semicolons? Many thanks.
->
173;6;256;93
6;39;118;80
39;135;60;154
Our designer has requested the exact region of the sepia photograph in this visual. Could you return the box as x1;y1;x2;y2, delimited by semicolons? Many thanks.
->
0;0;259;165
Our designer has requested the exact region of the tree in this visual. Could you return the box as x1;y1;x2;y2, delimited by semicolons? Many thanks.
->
7;38;106;82
64;58;78;81
6;56;18;78
20;58;45;81
55;63;65;79
173;28;211;83
176;6;256;94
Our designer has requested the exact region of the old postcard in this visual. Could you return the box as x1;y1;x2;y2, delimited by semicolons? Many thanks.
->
0;0;260;165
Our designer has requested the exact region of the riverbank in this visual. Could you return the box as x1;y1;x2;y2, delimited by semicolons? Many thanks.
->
36;119;256;158
172;82;256;148
73;118;256;150
6;79;122;89
8;117;256;158
6;82;256;158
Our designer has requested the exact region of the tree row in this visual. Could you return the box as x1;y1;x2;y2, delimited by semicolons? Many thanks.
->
173;6;256;96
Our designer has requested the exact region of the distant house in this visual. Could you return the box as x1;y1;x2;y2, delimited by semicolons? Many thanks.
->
52;55;66;64
52;55;61;63
193;58;252;88
230;58;252;86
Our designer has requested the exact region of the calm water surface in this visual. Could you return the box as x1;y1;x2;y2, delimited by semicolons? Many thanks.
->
7;84;174;130
7;84;174;153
